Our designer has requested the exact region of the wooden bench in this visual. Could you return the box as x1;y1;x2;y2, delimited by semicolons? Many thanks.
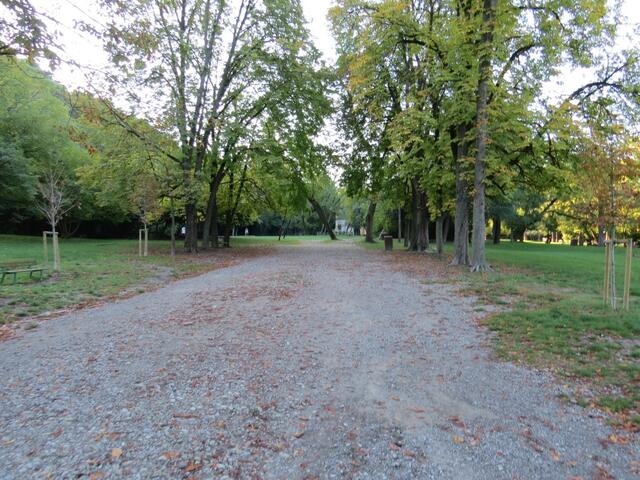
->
0;259;47;285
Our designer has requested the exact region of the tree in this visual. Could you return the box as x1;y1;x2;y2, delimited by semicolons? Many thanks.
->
90;0;332;252
0;0;58;67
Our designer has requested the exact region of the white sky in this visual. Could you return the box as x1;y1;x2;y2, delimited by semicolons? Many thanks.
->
31;0;338;91
30;0;639;107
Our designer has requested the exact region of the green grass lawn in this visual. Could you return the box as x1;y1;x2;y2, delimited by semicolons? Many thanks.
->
471;242;640;424
231;234;328;246
0;235;194;324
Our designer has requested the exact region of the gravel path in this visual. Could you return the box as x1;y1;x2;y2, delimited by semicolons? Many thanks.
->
0;241;637;479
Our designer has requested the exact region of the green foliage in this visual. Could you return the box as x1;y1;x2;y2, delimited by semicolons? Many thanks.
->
0;58;89;226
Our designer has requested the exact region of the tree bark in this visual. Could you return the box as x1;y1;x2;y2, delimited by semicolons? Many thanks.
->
202;166;226;249
223;164;248;247
408;178;428;252
184;202;198;253
451;125;470;266
308;195;337;240
470;0;497;272
443;214;451;243
492;215;501;244
170;206;176;257
365;201;377;242
436;216;444;255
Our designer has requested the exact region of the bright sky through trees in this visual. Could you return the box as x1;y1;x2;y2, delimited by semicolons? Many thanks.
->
31;0;638;102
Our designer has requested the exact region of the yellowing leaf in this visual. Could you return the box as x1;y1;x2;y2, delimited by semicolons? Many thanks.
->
453;435;464;445
111;447;123;458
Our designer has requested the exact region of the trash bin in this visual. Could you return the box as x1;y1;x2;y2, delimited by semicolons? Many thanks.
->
384;235;393;251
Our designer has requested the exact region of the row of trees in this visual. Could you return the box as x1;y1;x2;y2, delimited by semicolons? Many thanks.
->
330;0;640;269
1;0;348;247
2;0;639;262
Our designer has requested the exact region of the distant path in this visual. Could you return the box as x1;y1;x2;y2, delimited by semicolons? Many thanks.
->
0;241;637;479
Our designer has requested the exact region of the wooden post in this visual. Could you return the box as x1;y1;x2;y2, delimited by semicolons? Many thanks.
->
609;239;617;310
623;239;633;311
144;227;149;257
603;240;611;305
43;231;48;266
52;232;60;272
138;229;143;257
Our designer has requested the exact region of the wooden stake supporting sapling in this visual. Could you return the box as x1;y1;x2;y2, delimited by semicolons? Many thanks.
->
43;231;60;272
138;228;149;257
623;239;633;311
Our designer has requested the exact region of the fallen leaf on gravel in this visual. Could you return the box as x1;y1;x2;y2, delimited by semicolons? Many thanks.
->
184;462;201;473
608;433;632;444
89;473;105;480
0;325;16;341
453;435;464;445
173;413;198;419
389;442;401;451
408;407;425;413
52;428;63;438
594;463;614;480
403;449;416;458
293;431;305;438
449;416;465;428
390;395;400;401
111;447;123;458
162;451;180;460
550;449;560;462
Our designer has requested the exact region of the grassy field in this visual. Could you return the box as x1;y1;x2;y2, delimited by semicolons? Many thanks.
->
0;234;329;324
468;242;639;425
360;237;640;423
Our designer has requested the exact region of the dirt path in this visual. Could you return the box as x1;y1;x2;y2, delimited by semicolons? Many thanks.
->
0;241;637;479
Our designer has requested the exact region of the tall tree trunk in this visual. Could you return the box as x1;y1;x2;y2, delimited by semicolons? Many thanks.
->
408;179;429;252
365;201;377;242
202;192;217;249
419;195;429;251
436;216;444;255
443;214;451;243
170;201;176;257
202;166;225;249
492;215;501;244
308;196;337;240
223;171;234;248
470;0;497;272
184;203;198;253
451;125;470;266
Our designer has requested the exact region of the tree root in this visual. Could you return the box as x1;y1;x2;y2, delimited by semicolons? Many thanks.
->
469;263;493;273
